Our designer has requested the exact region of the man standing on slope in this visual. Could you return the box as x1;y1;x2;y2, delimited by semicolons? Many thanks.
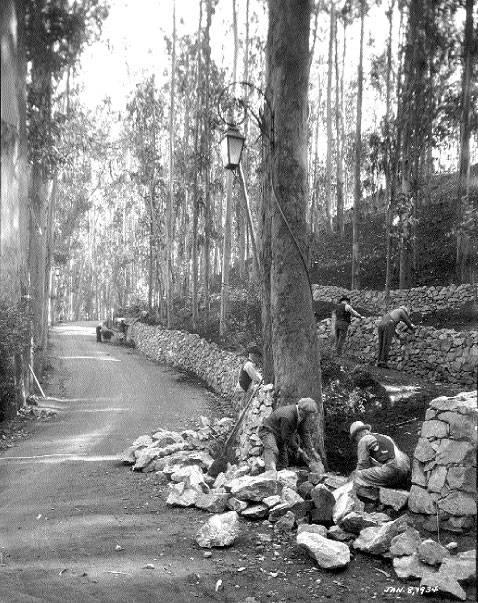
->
334;295;364;356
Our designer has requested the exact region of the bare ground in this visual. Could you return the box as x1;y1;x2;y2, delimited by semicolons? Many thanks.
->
0;322;475;603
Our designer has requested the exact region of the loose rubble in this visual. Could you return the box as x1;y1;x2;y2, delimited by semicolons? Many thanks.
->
119;388;476;601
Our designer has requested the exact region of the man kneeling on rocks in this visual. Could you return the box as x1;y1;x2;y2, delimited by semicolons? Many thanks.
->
349;420;410;489
259;398;322;472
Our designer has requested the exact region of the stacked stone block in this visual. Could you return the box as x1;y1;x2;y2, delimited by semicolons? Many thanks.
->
129;323;243;398
317;317;478;386
313;283;477;315
408;391;477;533
236;384;275;461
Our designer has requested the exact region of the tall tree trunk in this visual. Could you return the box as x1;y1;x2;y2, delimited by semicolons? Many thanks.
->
456;0;474;284
384;0;395;299
334;15;344;237
351;0;365;290
191;1;203;329
166;0;176;328
267;0;326;464
325;6;335;233
203;0;213;321
219;0;238;338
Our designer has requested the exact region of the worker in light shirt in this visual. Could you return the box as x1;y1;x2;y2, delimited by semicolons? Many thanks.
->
349;420;410;489
238;344;262;393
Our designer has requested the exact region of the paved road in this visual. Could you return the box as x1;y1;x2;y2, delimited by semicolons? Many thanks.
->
0;322;222;603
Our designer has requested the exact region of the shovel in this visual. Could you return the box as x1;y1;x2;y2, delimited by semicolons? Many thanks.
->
208;380;263;478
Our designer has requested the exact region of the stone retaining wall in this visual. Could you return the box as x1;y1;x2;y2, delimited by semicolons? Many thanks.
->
129;322;243;398
317;318;478;387
409;391;477;533
313;283;476;315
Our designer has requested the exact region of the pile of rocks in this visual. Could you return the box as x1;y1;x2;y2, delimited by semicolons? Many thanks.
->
120;416;234;473
409;391;477;534
313;283;477;316
317;317;478;386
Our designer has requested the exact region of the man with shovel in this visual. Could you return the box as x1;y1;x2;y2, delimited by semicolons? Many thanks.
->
259;398;323;473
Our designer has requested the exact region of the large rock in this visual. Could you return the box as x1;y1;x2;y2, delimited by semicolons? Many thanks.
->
439;411;477;441
436;439;474;465
277;469;298;490
240;504;269;519
297;533;350;569
393;553;436;579
166;482;199;507
298;524;328;538
228;471;281;502
446;466;476;492
427;466;447;492
171;465;206;487
339;511;391;535
414;438;436;463
195;492;230;513
417;539;450;566
155;450;213;472
274;511;296;533
120;446;137;464
281;487;303;506
420;572;466;601
195;511;241;548
438;491;477;516
332;482;364;525
407;485;438;515
311;484;335;523
439;550;476;583
353;516;408;555
133;447;161;471
389;527;422;557
227;497;248;513
420;420;448;439
131;434;153;450
430;391;477;414
263;495;282;508
379;488;409;512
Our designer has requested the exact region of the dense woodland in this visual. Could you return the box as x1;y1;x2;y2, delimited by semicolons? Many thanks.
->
1;0;477;429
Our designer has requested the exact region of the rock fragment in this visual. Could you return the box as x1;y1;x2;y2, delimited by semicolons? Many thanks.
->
297;533;350;569
195;511;241;548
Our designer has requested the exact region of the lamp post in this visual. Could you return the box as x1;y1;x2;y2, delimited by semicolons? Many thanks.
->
221;125;261;279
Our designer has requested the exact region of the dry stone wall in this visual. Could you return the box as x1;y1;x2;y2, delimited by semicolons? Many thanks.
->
317;318;478;387
129;322;243;398
409;391;477;533
313;283;476;315
128;322;274;464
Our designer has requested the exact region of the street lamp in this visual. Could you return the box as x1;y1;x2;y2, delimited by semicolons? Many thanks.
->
221;125;246;170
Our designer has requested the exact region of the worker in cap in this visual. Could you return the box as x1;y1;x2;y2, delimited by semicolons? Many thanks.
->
259;397;323;472
376;306;416;368
349;421;410;488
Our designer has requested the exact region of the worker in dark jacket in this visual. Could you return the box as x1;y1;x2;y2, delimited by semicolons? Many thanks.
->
334;296;363;356
349;421;410;488
377;306;416;367
259;398;322;472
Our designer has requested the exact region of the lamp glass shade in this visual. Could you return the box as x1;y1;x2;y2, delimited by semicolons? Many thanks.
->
221;127;245;170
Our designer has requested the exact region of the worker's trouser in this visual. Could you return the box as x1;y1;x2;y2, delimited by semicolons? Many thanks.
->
260;429;290;470
377;320;396;363
354;452;410;488
335;320;349;356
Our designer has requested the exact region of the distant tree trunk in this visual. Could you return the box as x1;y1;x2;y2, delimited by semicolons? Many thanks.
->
384;0;395;299
267;0;326;463
166;0;176;328
191;1;203;329
334;15;344;237
203;0;214;321
456;0;474;284
351;0;365;290
219;0;238;338
325;5;335;233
